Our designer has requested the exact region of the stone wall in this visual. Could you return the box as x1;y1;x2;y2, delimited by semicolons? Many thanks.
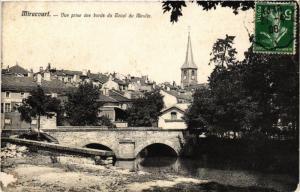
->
44;127;185;160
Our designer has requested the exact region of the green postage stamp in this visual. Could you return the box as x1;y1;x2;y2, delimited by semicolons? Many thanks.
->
254;1;297;54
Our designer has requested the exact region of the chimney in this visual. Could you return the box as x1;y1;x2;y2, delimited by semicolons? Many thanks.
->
82;69;87;76
46;63;51;71
28;69;33;77
44;71;51;81
39;66;43;72
37;73;42;85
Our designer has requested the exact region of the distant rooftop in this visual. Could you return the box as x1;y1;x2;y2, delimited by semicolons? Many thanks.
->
2;64;29;75
2;74;75;93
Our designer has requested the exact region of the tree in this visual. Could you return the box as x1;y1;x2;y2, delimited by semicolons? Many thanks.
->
98;116;114;128
65;83;102;126
127;90;164;127
185;34;299;139
162;1;254;23
18;86;62;139
242;46;299;137
209;35;237;68
185;36;261;138
184;87;215;133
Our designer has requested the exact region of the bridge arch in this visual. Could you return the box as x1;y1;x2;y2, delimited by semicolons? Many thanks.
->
135;140;179;157
82;142;117;157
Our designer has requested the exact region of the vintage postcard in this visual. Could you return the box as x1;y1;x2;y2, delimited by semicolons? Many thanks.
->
0;1;299;192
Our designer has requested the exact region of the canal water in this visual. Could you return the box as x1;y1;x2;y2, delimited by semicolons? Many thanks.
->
116;156;299;192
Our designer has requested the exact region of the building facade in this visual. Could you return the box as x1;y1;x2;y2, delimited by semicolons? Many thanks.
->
1;74;74;130
158;105;188;129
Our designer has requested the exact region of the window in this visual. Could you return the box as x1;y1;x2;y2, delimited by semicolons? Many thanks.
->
183;70;187;80
1;103;3;113
192;70;195;76
21;92;25;98
4;103;11;112
4;118;11;125
31;120;37;125
5;92;10;98
171;112;177;120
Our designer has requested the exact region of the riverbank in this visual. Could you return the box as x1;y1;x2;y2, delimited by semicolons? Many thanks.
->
1;147;283;192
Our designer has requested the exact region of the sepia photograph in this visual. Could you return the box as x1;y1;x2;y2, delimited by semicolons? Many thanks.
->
0;1;299;192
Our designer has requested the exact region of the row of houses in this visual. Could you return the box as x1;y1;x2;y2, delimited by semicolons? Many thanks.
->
1;64;198;130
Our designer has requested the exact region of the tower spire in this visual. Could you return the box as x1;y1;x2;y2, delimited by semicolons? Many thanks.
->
180;27;198;88
181;27;197;69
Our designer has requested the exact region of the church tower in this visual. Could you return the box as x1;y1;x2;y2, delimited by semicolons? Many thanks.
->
181;30;198;88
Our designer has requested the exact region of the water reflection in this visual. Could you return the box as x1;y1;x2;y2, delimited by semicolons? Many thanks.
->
116;156;298;192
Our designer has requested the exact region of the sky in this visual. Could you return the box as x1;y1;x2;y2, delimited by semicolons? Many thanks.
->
2;2;254;84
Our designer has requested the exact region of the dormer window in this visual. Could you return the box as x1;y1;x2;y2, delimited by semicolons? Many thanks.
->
5;92;10;98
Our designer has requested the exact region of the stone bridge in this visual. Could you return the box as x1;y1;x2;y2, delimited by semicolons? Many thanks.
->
43;127;187;160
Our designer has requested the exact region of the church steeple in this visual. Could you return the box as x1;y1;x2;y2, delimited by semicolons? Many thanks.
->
181;29;197;69
181;28;198;88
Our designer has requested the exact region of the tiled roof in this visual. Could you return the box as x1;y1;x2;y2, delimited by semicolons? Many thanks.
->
98;74;109;84
88;73;109;84
88;73;100;80
127;77;154;86
161;105;186;114
53;69;82;76
1;75;75;93
113;78;128;85
41;79;75;93
1;69;9;74
164;90;193;102
4;65;29;75
2;75;36;92
184;83;209;91
109;90;131;102
98;91;131;104
97;95;118;103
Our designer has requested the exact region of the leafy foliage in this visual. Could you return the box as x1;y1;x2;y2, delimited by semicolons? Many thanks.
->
98;115;114;127
162;1;255;23
65;83;102;126
185;35;299;139
18;86;62;130
127;90;164;127
184;87;215;131
209;35;237;67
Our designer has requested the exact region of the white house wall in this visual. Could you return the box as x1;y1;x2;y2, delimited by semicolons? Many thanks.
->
158;109;187;129
160;90;178;108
